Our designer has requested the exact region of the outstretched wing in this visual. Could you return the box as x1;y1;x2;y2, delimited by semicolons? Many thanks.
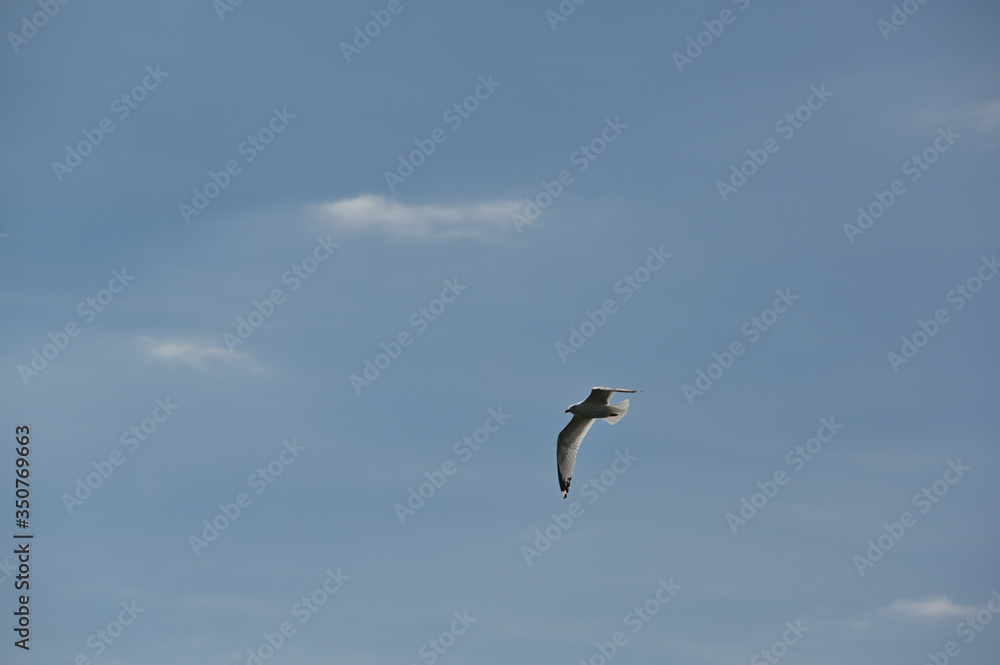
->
583;387;640;405
557;416;595;498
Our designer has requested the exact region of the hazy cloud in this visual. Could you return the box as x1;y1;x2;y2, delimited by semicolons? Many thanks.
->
138;335;256;370
309;194;520;238
929;98;1000;131
880;595;976;619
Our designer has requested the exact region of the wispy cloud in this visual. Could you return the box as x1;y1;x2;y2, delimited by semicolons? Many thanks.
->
138;335;256;370
930;98;1000;131
177;593;276;618
880;595;976;619
968;98;1000;130
308;194;520;238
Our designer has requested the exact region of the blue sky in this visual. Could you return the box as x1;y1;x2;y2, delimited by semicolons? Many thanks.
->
2;0;999;663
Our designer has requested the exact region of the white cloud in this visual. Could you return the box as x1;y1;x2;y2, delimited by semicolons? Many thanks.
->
138;335;256;370
309;194;521;238
880;595;976;619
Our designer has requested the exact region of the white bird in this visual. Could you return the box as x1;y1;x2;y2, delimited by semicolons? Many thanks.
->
557;387;639;498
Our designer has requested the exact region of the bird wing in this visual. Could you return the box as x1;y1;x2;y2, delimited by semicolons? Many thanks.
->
583;387;639;405
557;415;595;498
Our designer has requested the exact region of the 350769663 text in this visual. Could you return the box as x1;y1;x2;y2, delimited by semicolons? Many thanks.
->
13;424;33;650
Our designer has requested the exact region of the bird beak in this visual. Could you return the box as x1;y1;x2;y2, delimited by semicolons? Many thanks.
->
564;409;570;413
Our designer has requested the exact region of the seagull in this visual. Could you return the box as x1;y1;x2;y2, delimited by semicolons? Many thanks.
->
557;387;639;498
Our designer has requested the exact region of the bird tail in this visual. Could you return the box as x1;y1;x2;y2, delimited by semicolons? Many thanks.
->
604;399;629;424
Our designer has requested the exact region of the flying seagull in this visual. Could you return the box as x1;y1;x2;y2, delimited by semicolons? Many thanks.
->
557;387;639;498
